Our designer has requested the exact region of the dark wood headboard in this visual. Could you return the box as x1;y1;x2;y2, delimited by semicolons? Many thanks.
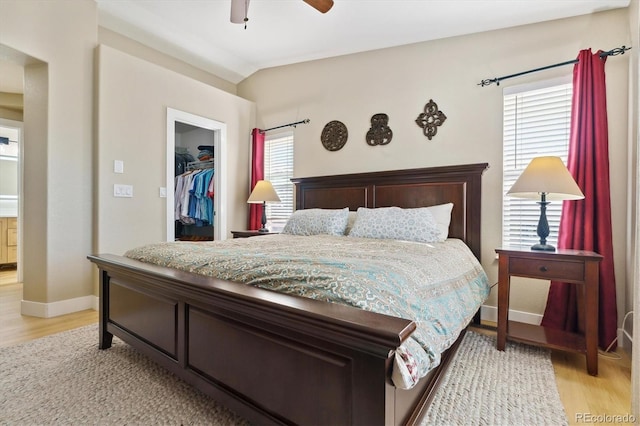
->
291;163;489;260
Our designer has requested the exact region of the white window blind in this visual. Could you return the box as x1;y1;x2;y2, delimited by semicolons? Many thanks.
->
264;132;294;231
503;81;572;248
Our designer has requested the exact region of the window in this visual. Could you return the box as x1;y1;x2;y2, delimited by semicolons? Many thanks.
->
502;79;572;248
264;132;294;231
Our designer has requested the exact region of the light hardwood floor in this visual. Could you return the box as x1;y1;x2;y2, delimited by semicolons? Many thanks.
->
0;269;97;347
0;269;632;425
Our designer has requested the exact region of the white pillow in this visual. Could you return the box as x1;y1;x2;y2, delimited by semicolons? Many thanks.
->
347;206;441;243
282;208;349;236
425;203;453;242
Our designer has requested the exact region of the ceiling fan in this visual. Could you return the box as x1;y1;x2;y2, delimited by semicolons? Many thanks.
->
230;0;334;27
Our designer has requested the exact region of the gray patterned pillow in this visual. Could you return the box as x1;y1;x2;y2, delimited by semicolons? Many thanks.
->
347;206;441;243
282;208;349;236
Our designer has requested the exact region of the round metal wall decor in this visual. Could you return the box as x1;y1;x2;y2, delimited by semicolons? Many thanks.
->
321;120;348;151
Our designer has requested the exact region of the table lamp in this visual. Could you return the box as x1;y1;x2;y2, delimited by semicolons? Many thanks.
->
506;156;584;251
247;180;281;233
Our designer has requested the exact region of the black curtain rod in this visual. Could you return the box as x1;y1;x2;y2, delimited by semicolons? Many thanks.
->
478;45;631;87
261;119;310;133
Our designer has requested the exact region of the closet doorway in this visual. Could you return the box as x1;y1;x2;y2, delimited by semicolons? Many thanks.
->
166;108;227;242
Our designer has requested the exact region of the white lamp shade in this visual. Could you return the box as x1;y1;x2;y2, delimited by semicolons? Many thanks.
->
247;180;281;203
507;156;585;201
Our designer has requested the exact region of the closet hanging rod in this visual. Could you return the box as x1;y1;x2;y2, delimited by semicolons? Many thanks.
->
261;119;310;133
186;159;214;171
478;45;631;87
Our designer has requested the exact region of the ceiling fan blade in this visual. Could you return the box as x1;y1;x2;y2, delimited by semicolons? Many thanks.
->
230;0;250;24
303;0;334;14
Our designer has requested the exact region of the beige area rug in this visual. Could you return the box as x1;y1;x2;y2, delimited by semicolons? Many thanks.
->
0;325;567;425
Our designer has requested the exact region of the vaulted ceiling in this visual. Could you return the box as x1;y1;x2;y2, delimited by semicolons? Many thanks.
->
0;0;631;102
96;0;631;84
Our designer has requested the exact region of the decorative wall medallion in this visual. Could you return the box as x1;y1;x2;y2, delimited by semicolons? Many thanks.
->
321;120;348;151
415;99;447;140
365;113;393;146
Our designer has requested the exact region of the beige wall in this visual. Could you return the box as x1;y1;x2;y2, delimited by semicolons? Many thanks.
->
0;93;23;121
98;27;237;96
0;0;97;306
238;9;631;323
96;45;255;255
0;160;18;196
0;108;22;122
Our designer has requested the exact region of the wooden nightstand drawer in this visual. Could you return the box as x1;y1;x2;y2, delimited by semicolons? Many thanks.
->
509;257;584;281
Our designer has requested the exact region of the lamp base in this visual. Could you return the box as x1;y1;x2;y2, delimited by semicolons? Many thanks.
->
531;243;556;252
531;194;555;252
258;201;269;233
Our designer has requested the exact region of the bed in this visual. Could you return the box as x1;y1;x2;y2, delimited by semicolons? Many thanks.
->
88;162;489;425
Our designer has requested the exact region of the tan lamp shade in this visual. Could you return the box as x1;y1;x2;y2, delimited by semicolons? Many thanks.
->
247;180;281;203
507;156;584;201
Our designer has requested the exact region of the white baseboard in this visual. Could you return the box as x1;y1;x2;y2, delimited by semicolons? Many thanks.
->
21;295;99;318
481;304;543;325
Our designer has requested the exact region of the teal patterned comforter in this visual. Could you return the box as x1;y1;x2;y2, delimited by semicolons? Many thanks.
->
125;234;490;389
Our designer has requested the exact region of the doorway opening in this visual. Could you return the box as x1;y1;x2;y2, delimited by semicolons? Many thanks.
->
166;108;227;241
0;120;21;279
1;43;48;314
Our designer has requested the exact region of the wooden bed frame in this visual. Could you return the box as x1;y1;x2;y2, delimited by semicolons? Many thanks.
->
88;162;488;425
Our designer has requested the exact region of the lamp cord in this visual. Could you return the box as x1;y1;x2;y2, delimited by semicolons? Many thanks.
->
598;310;634;359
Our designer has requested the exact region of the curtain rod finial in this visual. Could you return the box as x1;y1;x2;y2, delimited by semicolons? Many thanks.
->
478;78;498;87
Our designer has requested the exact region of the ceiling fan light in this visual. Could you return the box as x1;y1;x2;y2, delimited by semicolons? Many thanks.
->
230;0;250;24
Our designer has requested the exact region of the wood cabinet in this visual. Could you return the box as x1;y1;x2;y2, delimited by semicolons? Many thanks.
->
495;247;602;375
0;217;17;265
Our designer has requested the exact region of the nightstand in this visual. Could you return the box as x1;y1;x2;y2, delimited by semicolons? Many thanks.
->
231;230;278;238
495;247;603;375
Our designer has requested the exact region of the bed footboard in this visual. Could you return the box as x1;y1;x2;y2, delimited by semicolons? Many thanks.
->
89;253;462;425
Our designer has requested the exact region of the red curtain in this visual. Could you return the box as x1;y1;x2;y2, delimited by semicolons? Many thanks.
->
541;49;617;350
248;128;265;230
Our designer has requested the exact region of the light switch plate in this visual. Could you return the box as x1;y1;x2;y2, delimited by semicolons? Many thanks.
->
114;184;133;197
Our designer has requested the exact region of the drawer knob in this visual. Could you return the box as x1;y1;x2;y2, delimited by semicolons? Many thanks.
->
539;266;548;272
